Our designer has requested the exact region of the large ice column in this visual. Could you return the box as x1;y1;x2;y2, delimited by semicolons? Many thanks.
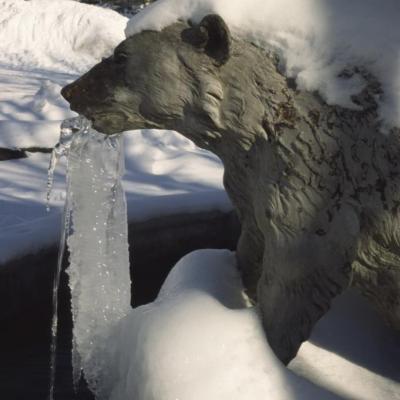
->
65;120;131;397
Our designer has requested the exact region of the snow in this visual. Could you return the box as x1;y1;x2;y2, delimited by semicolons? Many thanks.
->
0;128;228;264
104;250;338;400
0;67;75;124
0;0;127;74
102;249;399;400
126;0;400;129
0;153;66;262
290;290;400;400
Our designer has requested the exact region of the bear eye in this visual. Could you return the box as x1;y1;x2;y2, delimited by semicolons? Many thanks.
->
114;52;128;64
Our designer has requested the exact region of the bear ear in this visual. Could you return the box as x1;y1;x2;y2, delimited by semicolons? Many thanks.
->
182;14;231;66
199;14;231;65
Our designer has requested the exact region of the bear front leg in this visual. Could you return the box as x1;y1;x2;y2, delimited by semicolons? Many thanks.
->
257;205;359;364
236;219;265;302
352;210;400;333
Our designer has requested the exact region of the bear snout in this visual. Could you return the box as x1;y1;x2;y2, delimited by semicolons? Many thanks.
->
61;83;77;103
61;82;93;115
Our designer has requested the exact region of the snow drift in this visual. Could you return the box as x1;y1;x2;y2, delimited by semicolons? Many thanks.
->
105;250;341;400
0;0;128;73
100;249;399;400
126;0;400;129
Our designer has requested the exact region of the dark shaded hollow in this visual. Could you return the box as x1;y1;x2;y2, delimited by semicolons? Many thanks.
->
0;147;27;161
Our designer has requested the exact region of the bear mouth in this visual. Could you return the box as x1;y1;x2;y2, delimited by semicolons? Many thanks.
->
65;100;127;135
66;101;155;134
90;111;129;135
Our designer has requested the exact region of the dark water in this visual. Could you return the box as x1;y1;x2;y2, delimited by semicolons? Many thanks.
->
0;254;93;400
0;210;239;399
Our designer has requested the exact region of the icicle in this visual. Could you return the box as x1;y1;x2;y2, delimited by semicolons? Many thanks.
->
48;116;85;400
46;116;87;211
48;186;71;400
66;127;130;397
48;115;131;399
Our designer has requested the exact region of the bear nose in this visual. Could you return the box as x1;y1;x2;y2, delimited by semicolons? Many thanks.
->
61;83;78;102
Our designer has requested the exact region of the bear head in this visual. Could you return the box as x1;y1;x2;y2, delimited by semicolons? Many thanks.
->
61;14;278;153
62;16;231;142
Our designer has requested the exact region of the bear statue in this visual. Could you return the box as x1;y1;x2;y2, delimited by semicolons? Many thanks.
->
61;14;400;364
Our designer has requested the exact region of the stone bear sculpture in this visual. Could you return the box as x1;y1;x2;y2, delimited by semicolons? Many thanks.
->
62;14;400;364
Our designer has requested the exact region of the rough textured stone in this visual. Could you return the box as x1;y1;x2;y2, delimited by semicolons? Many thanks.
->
61;15;400;363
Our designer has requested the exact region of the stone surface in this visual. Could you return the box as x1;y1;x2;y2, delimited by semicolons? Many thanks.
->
61;15;400;363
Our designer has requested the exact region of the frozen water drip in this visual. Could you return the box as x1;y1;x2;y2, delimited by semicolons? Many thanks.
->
48;116;130;400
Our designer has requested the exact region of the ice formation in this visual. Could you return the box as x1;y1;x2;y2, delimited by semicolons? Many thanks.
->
46;117;78;211
48;116;131;398
48;118;80;400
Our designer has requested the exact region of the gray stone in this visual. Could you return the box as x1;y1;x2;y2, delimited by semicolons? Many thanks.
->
61;14;400;363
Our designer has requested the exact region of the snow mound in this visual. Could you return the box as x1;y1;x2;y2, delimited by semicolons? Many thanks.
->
98;249;399;400
105;250;340;400
290;290;400;400
126;0;400;129
0;67;76;123
0;0;128;73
